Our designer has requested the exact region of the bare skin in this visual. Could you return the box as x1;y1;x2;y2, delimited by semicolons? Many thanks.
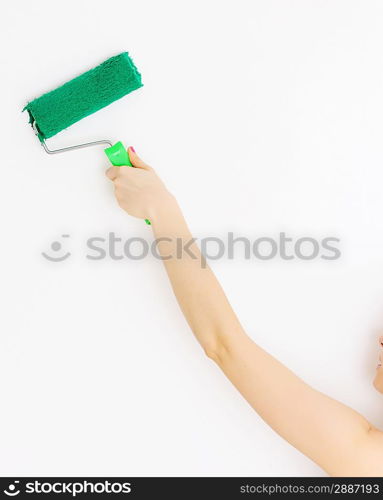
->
106;148;383;476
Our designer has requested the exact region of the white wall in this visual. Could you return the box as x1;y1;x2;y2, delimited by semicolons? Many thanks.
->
1;0;383;477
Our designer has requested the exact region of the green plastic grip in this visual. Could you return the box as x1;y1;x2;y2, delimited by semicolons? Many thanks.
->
104;141;151;225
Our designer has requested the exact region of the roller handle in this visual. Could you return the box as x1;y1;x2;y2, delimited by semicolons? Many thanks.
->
104;142;151;225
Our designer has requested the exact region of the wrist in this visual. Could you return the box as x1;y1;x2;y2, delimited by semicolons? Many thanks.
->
148;193;179;226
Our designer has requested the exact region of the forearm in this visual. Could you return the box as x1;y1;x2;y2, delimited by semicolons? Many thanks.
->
150;196;246;356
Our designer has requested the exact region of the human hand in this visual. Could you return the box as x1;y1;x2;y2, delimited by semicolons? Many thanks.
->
105;147;174;222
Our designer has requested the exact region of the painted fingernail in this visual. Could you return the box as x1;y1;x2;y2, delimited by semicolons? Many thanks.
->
130;146;136;153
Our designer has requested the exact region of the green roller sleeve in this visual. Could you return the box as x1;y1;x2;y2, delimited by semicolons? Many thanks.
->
24;52;143;141
104;142;151;225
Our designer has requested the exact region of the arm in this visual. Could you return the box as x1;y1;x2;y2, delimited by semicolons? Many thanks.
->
106;149;377;476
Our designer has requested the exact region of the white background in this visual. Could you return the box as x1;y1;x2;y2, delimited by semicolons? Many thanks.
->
1;0;383;477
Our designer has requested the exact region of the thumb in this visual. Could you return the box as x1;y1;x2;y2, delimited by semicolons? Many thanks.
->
128;147;152;171
105;166;120;181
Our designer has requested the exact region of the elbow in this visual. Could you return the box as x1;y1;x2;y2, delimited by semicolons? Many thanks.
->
204;345;220;363
203;338;230;365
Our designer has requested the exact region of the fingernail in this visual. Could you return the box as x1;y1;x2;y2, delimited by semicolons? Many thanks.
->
130;146;136;153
